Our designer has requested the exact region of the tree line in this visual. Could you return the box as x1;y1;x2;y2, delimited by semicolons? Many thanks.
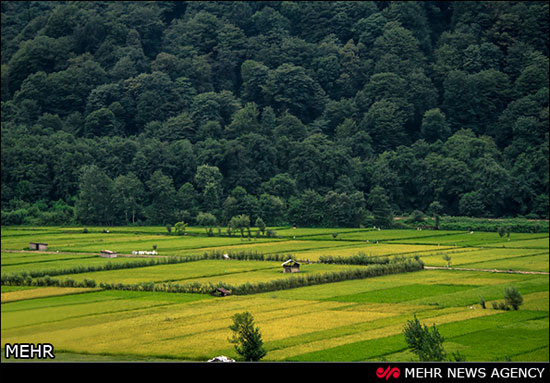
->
1;2;548;227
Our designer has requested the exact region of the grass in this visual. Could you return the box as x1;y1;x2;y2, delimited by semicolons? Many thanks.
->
419;247;549;271
1;286;100;303
325;283;478;304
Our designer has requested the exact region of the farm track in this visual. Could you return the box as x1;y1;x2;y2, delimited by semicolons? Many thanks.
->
2;249;171;258
424;266;549;275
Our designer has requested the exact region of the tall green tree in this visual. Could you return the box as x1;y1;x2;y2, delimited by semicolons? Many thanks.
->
228;214;251;238
229;312;266;362
403;315;447;361
145;170;177;225
75;165;114;225
368;185;393;228
112;172;144;224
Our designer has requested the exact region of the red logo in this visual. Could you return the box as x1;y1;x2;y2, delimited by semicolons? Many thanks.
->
376;365;401;380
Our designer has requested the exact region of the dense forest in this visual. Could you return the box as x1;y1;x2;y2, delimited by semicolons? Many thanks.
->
1;1;548;228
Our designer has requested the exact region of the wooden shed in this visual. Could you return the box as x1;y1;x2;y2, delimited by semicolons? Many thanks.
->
29;242;48;251
99;250;118;258
281;259;300;273
211;287;232;297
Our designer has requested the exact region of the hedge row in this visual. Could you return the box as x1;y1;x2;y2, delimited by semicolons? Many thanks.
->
1;274;98;288
0;251;294;285
98;258;425;295
2;254;204;279
1;251;424;295
318;253;421;265
202;250;294;262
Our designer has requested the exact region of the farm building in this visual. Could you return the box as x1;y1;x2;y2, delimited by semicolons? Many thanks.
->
99;250;117;258
211;287;232;297
29;242;48;251
281;259;300;273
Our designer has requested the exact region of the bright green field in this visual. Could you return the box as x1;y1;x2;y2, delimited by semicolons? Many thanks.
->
1;225;548;362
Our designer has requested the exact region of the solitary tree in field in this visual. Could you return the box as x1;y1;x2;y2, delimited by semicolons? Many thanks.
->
403;315;447;361
504;286;523;310
442;254;452;267
229;312;266;361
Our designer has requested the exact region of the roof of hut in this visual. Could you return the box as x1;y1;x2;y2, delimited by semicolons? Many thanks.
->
281;259;300;267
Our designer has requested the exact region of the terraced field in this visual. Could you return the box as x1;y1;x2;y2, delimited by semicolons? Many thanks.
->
1;226;548;362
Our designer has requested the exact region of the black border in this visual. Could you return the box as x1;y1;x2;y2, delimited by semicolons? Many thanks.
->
1;361;549;382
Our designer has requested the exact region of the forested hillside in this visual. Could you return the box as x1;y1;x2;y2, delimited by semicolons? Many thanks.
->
1;1;548;227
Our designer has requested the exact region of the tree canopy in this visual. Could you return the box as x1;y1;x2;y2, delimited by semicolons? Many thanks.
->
1;1;548;226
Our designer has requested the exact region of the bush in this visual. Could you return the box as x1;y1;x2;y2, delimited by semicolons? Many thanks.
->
408;210;425;223
174;221;187;235
504;286;523;310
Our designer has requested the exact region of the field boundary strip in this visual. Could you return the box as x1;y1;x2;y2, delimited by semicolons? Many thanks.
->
424;266;549;275
455;250;549;268
292;231;470;242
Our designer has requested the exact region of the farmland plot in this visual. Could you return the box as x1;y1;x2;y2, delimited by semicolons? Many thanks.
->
1;226;548;362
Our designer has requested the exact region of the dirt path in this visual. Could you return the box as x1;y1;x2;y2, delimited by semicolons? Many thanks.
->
424;266;549;275
1;249;168;258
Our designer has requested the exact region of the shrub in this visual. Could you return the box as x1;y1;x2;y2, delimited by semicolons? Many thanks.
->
479;296;486;309
174;221;187;235
504;286;523;310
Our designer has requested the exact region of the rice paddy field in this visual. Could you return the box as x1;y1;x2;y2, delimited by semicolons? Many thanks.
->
1;225;548;362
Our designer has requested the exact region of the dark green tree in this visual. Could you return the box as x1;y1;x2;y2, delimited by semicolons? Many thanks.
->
504;286;523;311
403;315;447;362
112;172;144;225
255;216;266;235
75;165;113;225
145;170;177;225
367;186;393;228
420;108;450;143
228;312;267;362
228;214;251;238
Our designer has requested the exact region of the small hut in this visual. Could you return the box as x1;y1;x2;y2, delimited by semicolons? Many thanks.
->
99;250;117;258
211;287;232;297
29;242;48;251
281;259;300;273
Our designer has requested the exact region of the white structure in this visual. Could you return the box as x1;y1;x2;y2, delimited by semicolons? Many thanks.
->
132;250;158;255
208;355;235;363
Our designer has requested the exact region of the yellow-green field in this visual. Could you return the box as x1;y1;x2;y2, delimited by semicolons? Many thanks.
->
1;226;548;362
